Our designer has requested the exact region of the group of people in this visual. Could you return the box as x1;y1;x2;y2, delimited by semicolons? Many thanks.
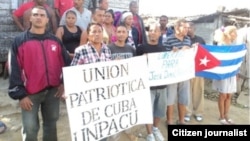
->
6;0;241;141
12;0;147;57
159;16;239;127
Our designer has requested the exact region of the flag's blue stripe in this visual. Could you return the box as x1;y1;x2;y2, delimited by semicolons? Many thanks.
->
220;57;243;66
196;69;239;80
201;44;246;53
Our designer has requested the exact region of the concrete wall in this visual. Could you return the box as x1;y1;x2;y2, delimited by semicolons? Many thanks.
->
0;0;56;62
108;0;131;12
195;23;216;45
0;0;20;62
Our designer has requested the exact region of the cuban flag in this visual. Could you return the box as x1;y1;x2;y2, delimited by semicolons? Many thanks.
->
195;44;247;80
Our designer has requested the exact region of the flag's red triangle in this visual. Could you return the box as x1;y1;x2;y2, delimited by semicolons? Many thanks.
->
195;44;221;72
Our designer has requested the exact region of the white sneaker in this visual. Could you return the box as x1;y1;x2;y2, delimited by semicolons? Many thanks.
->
146;134;156;141
153;128;164;141
195;115;203;122
184;115;191;122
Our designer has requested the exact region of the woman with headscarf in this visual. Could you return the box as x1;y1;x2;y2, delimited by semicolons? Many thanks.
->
120;11;139;49
56;10;83;59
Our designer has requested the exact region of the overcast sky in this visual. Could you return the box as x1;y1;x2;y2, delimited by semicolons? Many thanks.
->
139;0;250;17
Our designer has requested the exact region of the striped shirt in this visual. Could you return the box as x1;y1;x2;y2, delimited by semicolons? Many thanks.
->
163;34;191;51
71;42;111;65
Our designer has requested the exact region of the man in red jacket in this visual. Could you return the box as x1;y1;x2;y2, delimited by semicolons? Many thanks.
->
8;6;71;141
129;0;147;45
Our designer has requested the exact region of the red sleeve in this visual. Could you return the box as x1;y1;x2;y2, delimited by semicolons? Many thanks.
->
54;0;59;9
13;2;34;18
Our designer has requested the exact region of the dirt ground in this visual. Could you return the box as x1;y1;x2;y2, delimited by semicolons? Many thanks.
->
0;77;249;141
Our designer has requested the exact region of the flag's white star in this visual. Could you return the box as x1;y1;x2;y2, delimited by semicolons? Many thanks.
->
200;56;210;66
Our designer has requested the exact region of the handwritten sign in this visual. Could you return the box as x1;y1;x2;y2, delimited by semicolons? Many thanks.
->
63;56;152;141
147;48;196;86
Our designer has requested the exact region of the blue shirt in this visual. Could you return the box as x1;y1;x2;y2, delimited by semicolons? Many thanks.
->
163;34;191;51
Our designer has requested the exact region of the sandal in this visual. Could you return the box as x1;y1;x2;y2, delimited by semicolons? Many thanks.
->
219;119;229;125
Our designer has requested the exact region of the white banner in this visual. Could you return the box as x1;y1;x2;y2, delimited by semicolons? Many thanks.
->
147;48;196;86
63;56;152;141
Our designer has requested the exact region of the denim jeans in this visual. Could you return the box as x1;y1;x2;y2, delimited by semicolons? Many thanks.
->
21;88;60;141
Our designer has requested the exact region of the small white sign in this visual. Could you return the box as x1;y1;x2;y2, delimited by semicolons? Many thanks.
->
147;48;196;86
